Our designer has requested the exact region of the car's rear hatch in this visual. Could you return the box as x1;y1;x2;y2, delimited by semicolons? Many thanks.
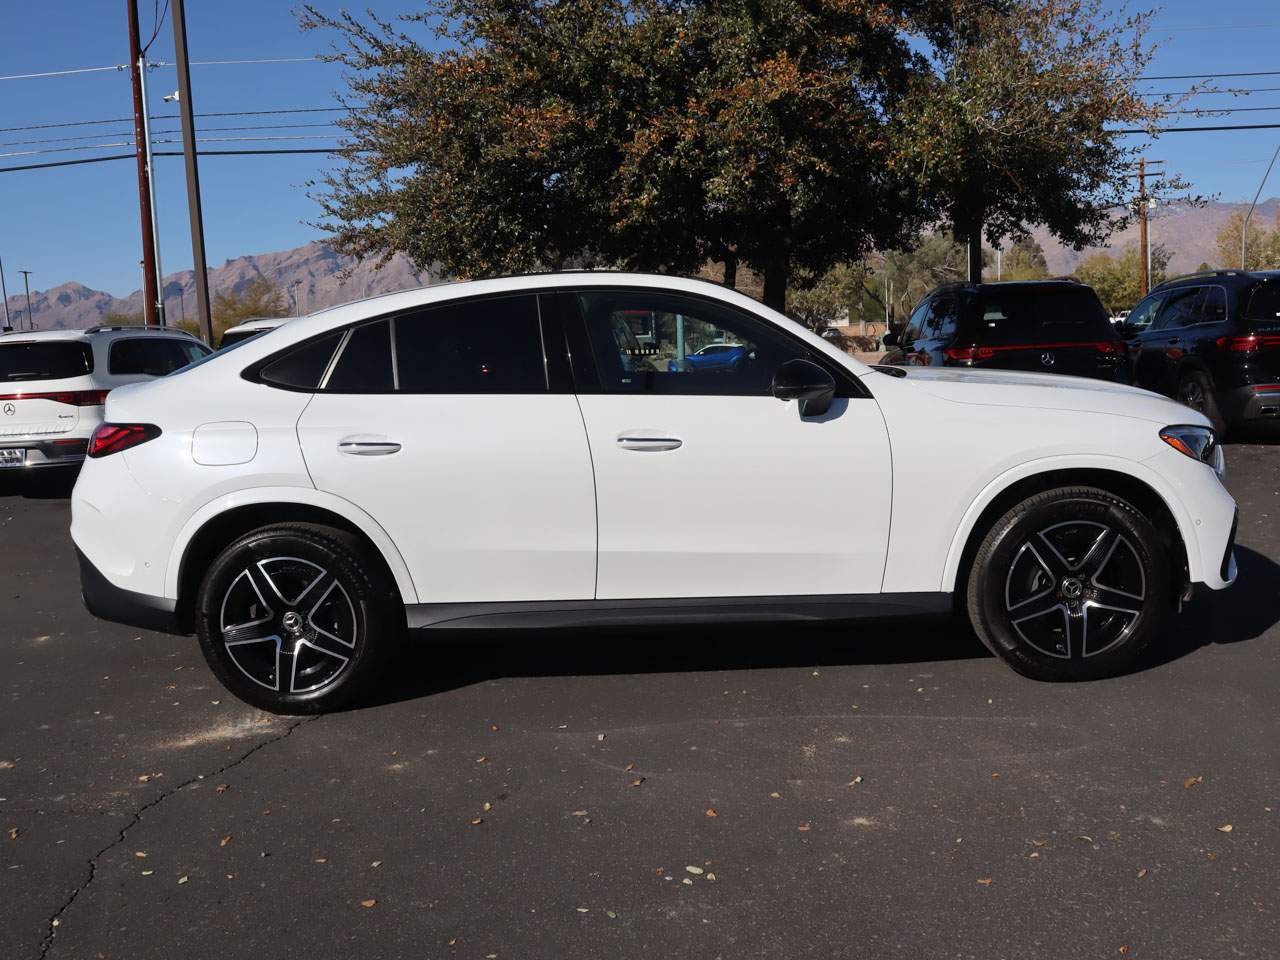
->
951;285;1125;380
1240;279;1280;383
0;340;101;439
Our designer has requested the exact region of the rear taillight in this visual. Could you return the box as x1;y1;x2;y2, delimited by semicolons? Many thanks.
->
0;389;109;406
87;423;161;459
1216;334;1280;352
945;346;995;362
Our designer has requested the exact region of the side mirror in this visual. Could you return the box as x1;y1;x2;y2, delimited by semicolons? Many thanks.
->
772;358;836;417
882;329;900;347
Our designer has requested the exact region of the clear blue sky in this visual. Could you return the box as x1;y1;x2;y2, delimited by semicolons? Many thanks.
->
2;0;1280;298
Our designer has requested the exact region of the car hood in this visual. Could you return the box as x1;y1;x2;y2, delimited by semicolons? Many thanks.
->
887;367;1206;426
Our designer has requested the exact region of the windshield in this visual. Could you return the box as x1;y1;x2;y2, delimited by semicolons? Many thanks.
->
963;287;1114;345
0;341;94;382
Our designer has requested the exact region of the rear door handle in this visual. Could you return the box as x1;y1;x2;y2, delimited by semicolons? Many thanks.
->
617;435;682;452
1167;337;1180;345
338;437;402;456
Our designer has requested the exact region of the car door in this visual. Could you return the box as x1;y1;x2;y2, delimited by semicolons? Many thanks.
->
565;287;892;600
295;292;597;604
1126;290;1183;393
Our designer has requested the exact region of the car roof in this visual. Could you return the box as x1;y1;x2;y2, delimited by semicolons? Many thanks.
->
1151;269;1280;293
222;317;288;334
0;325;201;342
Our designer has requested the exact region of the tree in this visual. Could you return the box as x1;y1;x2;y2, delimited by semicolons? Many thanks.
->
301;1;938;311
997;237;1050;281
102;310;144;326
1076;244;1172;314
892;0;1182;282
1214;211;1280;270
175;277;288;342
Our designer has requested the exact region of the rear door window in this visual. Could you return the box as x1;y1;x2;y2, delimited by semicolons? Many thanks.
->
109;337;209;376
967;286;1114;344
0;341;93;382
324;320;395;392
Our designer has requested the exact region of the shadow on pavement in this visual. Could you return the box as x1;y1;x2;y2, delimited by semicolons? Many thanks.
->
370;615;989;707
0;466;78;500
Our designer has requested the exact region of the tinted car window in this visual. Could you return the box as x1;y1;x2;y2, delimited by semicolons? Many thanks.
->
1155;287;1204;329
924;297;959;340
1200;286;1228;324
0;341;93;382
901;299;931;342
1245;280;1280;324
963;286;1113;344
1125;293;1165;333
109;337;209;376
325;320;394;392
258;331;344;390
220;329;266;349
578;290;809;396
395;294;546;393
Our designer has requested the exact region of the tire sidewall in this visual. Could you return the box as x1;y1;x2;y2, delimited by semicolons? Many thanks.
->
195;526;394;714
970;490;1170;681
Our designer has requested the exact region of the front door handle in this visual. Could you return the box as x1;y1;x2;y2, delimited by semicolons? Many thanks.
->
617;435;683;452
338;437;402;456
1166;337;1180;345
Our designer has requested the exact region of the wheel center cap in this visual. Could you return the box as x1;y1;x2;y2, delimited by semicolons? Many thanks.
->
1060;578;1084;600
281;611;304;636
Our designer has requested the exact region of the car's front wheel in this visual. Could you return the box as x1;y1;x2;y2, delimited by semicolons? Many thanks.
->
966;486;1172;681
195;523;400;714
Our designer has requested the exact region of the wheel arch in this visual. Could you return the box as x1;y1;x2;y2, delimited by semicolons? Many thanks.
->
168;489;417;630
945;462;1194;601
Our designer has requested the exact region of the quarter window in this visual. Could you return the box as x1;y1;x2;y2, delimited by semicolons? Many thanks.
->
258;331;344;390
109;337;209;376
577;290;813;396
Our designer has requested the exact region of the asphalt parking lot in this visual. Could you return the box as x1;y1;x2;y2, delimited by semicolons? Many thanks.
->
1;446;1278;960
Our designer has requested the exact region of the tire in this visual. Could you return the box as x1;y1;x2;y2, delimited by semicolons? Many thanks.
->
195;523;401;714
966;486;1172;682
1176;369;1226;435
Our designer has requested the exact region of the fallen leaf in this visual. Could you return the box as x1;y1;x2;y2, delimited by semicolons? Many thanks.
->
177;876;189;885
798;823;812;832
1137;868;1147;878
1075;835;1095;844
681;878;693;885
216;784;229;794
706;872;717;881
572;809;588;817
219;835;232;847
1183;775;1203;788
1217;824;1233;833
470;818;484;826
371;860;382;868
141;870;153;876
847;776;863;787
685;865;704;875
597;733;606;742
769;791;782;799
625;762;636;772
977;878;993;886
7;827;18;841
482;802;492;812
361;899;377;908
0;760;15;770
606;910;618;918
705;808;718;817
631;777;645;787
314;858;328;864
134;851;147;858
576;907;589;913
1031;839;1047;847
490;724;499;732
1119;947;1129;956
991;773;1001;779
137;774;152;783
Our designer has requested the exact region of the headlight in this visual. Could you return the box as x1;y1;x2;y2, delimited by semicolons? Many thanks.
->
1160;424;1225;477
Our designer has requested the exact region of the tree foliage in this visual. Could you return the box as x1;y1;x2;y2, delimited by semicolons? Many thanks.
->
997;237;1050;281
1076;244;1171;314
174;277;288;341
1214;211;1280;271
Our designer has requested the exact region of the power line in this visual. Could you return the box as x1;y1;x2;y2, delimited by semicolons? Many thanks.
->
0;121;341;149
0;133;343;160
0;146;356;174
1118;121;1280;134
1141;69;1280;81
0;106;352;134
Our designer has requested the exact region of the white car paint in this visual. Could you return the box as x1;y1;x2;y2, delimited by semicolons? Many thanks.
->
70;273;1237;623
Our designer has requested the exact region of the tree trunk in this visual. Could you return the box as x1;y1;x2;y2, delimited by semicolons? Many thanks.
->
762;259;789;313
723;255;737;289
953;206;984;283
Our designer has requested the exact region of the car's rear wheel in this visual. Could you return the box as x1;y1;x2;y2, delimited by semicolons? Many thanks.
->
966;486;1172;681
195;523;400;714
1177;370;1226;434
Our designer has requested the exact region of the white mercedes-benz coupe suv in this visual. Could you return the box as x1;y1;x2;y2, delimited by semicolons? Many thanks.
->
70;273;1238;713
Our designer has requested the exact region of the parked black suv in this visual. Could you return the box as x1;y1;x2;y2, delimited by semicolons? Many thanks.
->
1122;270;1280;433
882;280;1126;382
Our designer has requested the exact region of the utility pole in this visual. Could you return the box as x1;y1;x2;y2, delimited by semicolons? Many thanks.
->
1138;158;1149;297
138;58;166;325
0;252;10;332
1242;142;1280;270
18;270;33;331
126;0;160;327
171;0;213;344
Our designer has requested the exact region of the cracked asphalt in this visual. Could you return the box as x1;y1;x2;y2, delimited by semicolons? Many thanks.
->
2;444;1279;960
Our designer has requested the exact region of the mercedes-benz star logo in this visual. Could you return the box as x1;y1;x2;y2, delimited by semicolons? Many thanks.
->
2;403;14;416
1040;352;1056;367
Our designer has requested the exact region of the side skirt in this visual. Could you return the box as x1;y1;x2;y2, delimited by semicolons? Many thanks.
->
406;592;953;631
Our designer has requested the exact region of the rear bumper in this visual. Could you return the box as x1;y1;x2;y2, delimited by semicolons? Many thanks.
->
1220;384;1280;424
0;438;88;468
76;547;185;635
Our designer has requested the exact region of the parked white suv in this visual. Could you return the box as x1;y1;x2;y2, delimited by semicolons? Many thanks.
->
1;325;210;470
70;274;1238;713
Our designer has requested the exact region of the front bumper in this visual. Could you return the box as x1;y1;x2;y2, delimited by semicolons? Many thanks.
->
76;547;185;635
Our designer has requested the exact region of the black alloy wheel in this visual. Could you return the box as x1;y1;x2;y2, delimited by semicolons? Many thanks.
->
195;523;400;714
967;486;1172;681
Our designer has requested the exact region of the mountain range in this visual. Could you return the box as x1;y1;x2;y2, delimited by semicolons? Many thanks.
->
5;198;1279;330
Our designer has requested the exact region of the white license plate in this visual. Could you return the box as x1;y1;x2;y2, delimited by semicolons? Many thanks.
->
0;448;26;467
